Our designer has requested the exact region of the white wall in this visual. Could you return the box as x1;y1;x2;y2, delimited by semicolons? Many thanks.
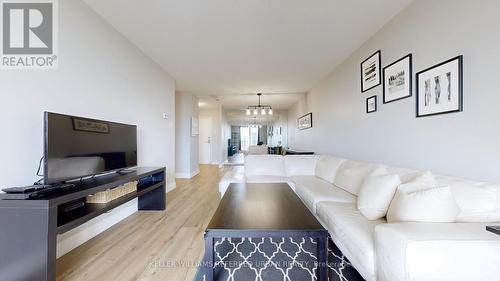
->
0;0;176;257
287;0;500;183
175;92;199;177
288;96;307;149
268;110;288;148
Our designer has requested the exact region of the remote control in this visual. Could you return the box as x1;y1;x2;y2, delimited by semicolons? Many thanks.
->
25;183;76;199
1;183;76;199
2;184;52;194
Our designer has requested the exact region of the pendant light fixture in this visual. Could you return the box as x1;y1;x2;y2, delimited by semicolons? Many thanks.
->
245;93;273;116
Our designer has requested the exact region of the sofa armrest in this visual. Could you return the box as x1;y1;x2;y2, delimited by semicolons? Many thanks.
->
375;222;500;281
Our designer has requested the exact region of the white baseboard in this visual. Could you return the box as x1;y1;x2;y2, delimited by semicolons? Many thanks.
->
175;169;200;179
56;199;138;258
167;181;176;192
191;169;200;177
175;173;189;178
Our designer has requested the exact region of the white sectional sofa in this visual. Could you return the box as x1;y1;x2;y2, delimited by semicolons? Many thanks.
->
218;154;500;281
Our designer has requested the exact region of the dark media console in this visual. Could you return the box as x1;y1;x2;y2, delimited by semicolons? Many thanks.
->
0;167;166;281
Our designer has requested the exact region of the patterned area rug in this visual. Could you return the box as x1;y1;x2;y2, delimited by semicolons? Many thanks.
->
195;236;365;281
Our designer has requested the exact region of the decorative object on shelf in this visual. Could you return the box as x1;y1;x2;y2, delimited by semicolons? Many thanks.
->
86;181;138;204
361;50;381;92
383;54;412;103
366;95;377;113
416;56;463;117
72;117;110;133
191;116;199;136
298;112;312;130
245;93;273;115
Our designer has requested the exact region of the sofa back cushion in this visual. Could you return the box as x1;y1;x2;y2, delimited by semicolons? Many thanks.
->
435;176;499;222
387;185;460;223
387;166;500;222
314;155;346;184
358;173;402;220
387;173;460;223
334;160;386;195
386;166;421;183
245;155;286;177
284;155;319;177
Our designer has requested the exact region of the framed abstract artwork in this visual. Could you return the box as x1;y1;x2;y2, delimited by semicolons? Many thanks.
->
361;50;381;92
383;54;412;103
298;113;312;130
366;95;377;113
416;56;463;117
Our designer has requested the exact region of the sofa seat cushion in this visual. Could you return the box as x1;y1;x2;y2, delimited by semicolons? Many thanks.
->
291;176;356;213
375;222;500;281
316;202;385;281
246;175;289;184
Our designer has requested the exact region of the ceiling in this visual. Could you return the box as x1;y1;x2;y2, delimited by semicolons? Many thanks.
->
85;0;412;99
197;96;221;110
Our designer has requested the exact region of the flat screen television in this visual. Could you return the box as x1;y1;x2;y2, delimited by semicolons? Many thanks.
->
44;112;137;184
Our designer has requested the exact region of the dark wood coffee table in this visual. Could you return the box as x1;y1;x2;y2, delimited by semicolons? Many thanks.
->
203;182;328;281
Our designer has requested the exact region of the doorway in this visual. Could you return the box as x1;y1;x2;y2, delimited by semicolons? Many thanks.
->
199;116;212;164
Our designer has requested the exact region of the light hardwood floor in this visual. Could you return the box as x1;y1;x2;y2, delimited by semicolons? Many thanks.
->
56;164;224;281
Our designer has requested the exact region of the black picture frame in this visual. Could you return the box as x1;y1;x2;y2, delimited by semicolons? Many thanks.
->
416;56;463;118
383;54;412;104
366;95;377;113
360;50;382;93
297;113;312;130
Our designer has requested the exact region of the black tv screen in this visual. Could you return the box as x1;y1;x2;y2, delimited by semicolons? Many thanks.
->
44;112;137;184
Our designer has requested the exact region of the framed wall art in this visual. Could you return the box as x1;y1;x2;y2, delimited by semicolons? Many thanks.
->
366;95;377;113
361;50;381;92
416;56;463;117
383;54;412;103
298;113;312;130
